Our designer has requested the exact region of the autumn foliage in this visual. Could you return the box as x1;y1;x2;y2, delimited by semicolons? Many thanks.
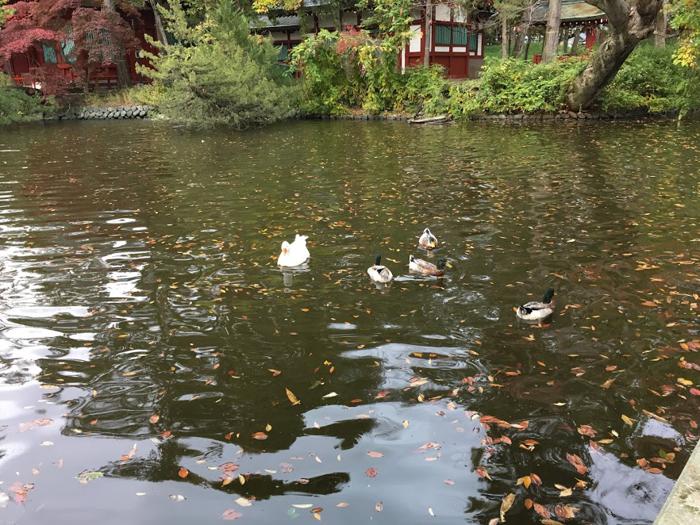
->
0;0;140;93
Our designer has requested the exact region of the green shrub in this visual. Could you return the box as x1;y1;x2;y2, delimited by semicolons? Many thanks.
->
292;30;449;116
139;0;297;128
291;29;363;115
448;57;586;118
600;44;700;114
0;75;48;125
395;65;450;115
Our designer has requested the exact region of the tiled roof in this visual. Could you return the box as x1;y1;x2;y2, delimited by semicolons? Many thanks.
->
532;0;606;24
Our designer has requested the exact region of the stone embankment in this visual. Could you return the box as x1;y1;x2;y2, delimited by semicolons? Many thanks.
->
58;105;152;121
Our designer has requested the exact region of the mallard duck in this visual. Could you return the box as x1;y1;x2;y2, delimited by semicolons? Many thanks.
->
418;228;438;250
516;288;555;322
367;255;393;283
408;255;446;277
277;234;310;267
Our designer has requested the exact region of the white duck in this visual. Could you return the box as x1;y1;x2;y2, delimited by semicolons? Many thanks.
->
418;228;438;250
367;255;393;283
516;288;555;322
277;234;310;267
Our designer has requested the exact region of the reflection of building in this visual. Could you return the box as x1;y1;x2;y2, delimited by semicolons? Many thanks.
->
252;1;486;79
3;5;158;92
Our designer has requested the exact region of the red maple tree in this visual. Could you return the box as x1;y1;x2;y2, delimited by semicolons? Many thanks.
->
0;0;140;93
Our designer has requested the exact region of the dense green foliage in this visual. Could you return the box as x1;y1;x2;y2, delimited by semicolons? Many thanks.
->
291;27;449;116
0;75;47;125
446;45;700;119
138;0;297;127
290;0;447;116
600;45;700;114
670;0;700;68
448;58;586;117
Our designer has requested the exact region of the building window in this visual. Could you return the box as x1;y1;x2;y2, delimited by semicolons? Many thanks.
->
435;24;452;46
434;24;469;47
453;26;467;46
468;31;478;53
43;43;58;64
61;39;77;64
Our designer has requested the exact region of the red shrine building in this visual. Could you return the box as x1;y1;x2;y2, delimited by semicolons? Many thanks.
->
1;2;159;92
253;1;488;79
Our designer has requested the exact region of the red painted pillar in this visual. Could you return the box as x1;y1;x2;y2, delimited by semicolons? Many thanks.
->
585;27;596;50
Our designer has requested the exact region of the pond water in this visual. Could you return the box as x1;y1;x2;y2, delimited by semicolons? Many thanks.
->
0;119;699;524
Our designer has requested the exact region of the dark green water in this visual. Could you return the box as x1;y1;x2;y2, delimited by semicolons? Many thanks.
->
0;119;699;524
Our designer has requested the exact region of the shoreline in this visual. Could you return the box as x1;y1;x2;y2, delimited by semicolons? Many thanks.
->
27;104;697;125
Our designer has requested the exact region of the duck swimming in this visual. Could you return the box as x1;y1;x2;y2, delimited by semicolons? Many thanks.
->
277;234;310;267
367;255;393;283
408;255;446;277
418;228;438;250
516;288;555;322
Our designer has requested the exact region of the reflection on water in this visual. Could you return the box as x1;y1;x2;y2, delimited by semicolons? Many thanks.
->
0;120;699;524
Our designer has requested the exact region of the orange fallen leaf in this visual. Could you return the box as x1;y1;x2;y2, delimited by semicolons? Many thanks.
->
178;467;189;479
149;414;160;424
252;431;268;440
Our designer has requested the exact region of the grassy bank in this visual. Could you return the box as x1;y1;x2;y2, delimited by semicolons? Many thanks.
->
0;75;50;125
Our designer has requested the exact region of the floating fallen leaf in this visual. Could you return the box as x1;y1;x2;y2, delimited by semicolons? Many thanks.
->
235;497;252;507
534;503;551;518
178;467;189;479
285;387;301;406
268;369;282;376
516;475;531;488
428;507;435;517
577;425;596;438
566;453;588;475
252;431;268;440
149;414;160;424
265;423;272;432
402;420;409;428
336;502;349;508
476;466;492;480
621;414;635;426
375;501;383;512
292;504;313;509
677;377;693;386
554;503;578;519
500;492;515;522
365;467;378;478
9;482;34;503
222;509;242;520
367;451;384;458
641;300;657;307
169;494;185;502
322;392;338;399
19;418;52;432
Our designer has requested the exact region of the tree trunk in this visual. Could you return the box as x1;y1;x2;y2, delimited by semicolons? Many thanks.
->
423;0;432;67
148;0;169;46
512;3;533;58
501;16;509;58
654;2;666;48
542;0;562;62
566;0;663;110
102;0;130;88
524;35;531;60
